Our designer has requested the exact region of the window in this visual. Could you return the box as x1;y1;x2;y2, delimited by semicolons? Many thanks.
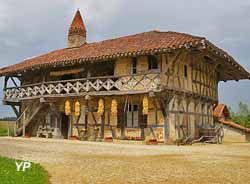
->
184;65;188;78
131;58;137;74
148;55;158;70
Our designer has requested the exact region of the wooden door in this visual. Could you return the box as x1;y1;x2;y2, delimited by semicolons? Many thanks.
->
127;104;139;128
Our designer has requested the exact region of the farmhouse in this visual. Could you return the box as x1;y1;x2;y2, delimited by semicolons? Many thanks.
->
214;104;250;142
0;10;249;144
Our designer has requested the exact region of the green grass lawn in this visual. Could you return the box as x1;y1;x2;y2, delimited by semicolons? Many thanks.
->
0;125;14;136
0;156;49;184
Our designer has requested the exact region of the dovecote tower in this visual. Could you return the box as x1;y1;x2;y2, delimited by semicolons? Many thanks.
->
68;10;86;48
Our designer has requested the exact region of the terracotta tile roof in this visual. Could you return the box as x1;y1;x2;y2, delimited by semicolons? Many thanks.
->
213;104;228;118
68;10;86;37
0;31;202;75
0;30;249;80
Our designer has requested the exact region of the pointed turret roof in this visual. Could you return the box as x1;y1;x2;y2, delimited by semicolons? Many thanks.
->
68;10;86;36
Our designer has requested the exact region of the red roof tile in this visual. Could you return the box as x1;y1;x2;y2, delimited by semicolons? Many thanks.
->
0;30;249;80
213;104;228;118
0;31;203;75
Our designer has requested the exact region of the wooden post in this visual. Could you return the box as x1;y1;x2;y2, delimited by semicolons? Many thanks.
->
164;100;170;143
100;99;105;139
59;113;62;137
158;94;172;144
7;122;10;137
68;115;72;139
10;77;18;87
121;96;129;139
84;97;89;132
55;115;58;128
14;123;16;137
120;112;125;139
186;100;190;137
23;111;26;137
140;96;145;139
140;115;145;139
153;99;158;125
4;76;9;90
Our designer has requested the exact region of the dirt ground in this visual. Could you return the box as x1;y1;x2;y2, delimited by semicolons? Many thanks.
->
0;137;250;184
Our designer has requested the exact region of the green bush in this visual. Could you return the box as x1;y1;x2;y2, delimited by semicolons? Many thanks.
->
229;115;250;128
229;102;250;128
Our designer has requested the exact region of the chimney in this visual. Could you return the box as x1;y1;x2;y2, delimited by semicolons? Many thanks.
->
68;10;86;48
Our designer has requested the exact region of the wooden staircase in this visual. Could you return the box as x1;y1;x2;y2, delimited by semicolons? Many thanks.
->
16;103;47;136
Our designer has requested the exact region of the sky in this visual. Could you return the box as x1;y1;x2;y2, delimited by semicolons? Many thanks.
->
0;0;249;117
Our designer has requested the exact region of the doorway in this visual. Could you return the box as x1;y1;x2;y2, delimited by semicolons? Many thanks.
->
61;114;69;139
127;104;139;128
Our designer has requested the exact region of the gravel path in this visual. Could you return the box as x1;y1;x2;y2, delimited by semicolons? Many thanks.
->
0;137;250;184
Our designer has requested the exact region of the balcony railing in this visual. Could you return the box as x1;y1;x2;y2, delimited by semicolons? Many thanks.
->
4;73;162;101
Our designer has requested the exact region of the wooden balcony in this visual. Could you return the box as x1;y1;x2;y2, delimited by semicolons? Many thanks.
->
4;73;162;102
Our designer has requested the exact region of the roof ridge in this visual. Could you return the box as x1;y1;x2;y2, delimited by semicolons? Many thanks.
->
78;30;204;48
0;30;248;81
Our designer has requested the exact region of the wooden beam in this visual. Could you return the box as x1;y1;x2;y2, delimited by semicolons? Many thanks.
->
85;100;89;131
10;105;19;117
100;98;105;139
152;98;158;125
10;77;18;87
4;76;9;90
158;94;173;143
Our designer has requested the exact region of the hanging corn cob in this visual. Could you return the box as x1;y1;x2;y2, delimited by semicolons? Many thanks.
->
97;99;104;115
111;99;118;115
142;96;148;115
75;101;81;116
65;100;71;116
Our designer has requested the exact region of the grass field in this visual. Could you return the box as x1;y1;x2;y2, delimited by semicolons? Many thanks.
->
0;156;49;184
0;121;15;136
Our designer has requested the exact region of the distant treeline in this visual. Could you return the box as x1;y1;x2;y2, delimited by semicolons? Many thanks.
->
0;117;16;121
229;102;250;128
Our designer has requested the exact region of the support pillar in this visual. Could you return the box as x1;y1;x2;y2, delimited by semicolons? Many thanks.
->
22;111;26;137
68;116;72;139
164;101;170;143
84;95;90;135
100;99;105;139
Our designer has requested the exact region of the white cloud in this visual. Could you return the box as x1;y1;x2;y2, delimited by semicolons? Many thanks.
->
73;0;122;23
0;2;11;31
0;0;250;116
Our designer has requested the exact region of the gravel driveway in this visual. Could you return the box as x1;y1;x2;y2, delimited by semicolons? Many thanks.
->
0;137;250;184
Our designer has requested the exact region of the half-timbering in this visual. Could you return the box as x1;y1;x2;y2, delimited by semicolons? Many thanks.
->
1;10;250;144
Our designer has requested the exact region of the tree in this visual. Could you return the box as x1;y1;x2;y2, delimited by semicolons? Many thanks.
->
238;102;249;116
229;102;250;128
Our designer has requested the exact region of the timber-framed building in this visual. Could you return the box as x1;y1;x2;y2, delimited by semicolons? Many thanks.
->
1;10;249;144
